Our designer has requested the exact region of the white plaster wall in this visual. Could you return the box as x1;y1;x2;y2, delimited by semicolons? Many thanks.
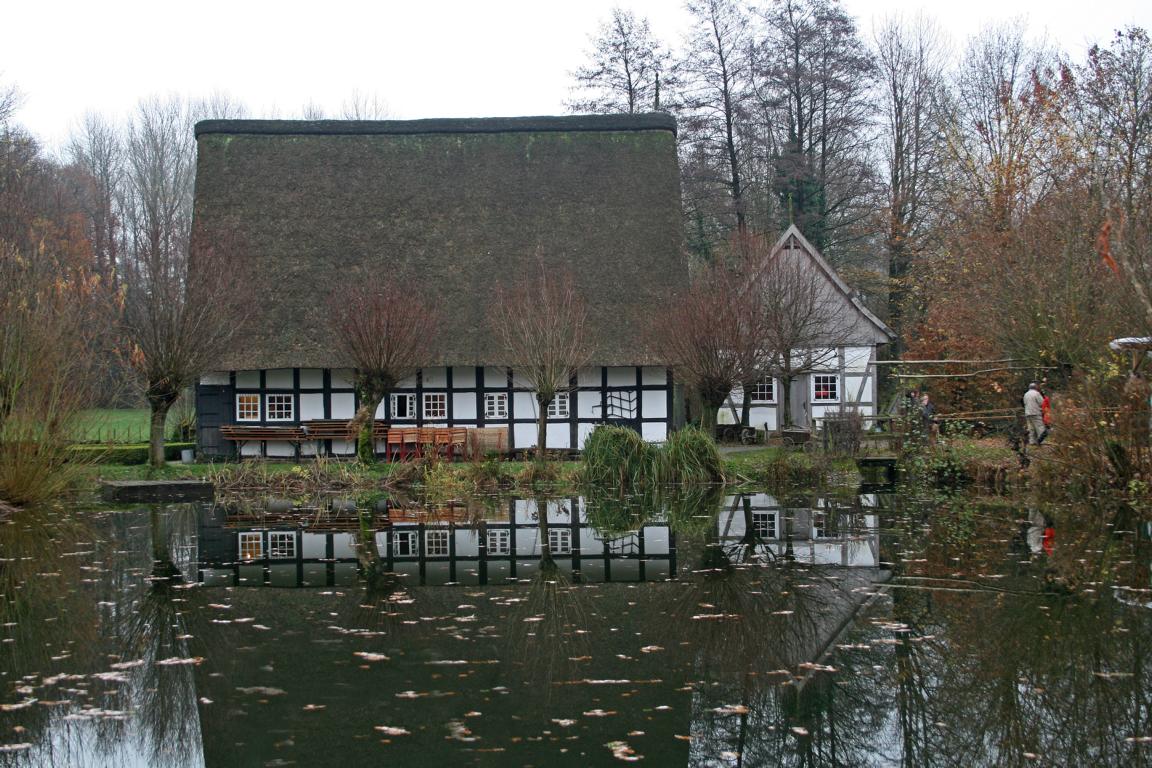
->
511;370;533;388
484;366;506;388
374;400;388;419
300;393;324;420
577;367;601;388
453;393;477;420
577;391;600;419
513;423;536;450
515;499;536;524
579;528;601;554
606;367;635;386
641;422;667;442
423;367;447;387
578;423;596;448
266;369;293;388
331;393;355;419
749;405;778;432
331;369;355;389
302;533;326;558
546;423;571;449
235;370;259;388
455;529;479;556
330;439;354;455
513;392;537;419
642;395;667;419
452;367;476;388
240;442;261;457
395;374;417;389
201;371;229;386
844;346;873;372
642;367;667;385
299;369;323;389
266;441;294;458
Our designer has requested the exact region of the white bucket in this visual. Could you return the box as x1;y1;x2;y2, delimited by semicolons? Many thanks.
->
180;449;195;464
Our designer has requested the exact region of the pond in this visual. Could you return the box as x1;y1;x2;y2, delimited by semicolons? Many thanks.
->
1;489;1150;766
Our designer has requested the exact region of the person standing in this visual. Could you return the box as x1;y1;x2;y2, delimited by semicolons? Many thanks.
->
1023;382;1045;446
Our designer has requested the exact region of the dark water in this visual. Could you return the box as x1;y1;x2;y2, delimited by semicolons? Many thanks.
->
1;489;1150;767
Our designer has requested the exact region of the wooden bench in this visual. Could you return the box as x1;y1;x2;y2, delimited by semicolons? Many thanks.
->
219;425;307;456
300;420;357;440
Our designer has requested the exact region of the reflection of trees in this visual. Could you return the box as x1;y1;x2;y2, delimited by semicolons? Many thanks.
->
504;503;589;702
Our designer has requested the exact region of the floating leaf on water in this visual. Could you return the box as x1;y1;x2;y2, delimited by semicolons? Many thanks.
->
236;687;286;696
604;740;642;761
639;646;664;653
447;720;477;742
0;743;32;753
552;719;577;727
354;652;390;662
791;727;809;736
0;700;37;712
156;657;203;666
713;705;749;715
302;704;326;711
583;709;617;717
375;726;410;736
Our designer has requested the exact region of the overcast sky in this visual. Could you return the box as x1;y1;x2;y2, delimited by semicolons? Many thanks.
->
3;0;1148;152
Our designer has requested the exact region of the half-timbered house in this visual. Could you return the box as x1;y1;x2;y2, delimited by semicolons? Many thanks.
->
189;114;686;458
717;226;895;434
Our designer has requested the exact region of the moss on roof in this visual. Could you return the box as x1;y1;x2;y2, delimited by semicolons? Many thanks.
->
191;114;685;371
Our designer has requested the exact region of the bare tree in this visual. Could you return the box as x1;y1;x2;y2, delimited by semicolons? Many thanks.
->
340;90;391;120
567;7;671;114
67;112;124;282
120;96;237;466
678;0;755;235
491;260;591;463
650;258;762;434
752;244;855;429
873;14;947;352
328;278;443;462
755;0;877;254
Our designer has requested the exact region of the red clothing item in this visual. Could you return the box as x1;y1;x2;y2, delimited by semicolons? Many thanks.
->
1041;395;1051;426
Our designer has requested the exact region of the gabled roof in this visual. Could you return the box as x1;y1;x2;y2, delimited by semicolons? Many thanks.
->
190;114;685;370
763;224;895;343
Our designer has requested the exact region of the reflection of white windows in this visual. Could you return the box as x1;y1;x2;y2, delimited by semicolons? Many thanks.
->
548;393;570;418
812;374;839;402
239;532;263;560
269;531;296;559
484;392;508;419
607;534;639;555
423;393;447;420
236;394;260;421
548;528;572;555
425;529;449;556
391;393;415;419
811;513;827;539
393;530;417;556
266;394;294;421
751;378;775;403
487;529;510;555
605;391;637;419
752;512;777;539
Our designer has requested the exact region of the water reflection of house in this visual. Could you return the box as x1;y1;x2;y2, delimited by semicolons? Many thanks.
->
715;493;879;566
197;500;675;588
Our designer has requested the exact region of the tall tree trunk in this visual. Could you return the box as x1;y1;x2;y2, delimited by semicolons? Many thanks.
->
353;386;386;464
780;372;795;431
148;397;175;468
536;393;553;465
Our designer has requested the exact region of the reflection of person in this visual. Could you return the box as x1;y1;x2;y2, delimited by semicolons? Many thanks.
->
1025;509;1054;556
1023;382;1045;446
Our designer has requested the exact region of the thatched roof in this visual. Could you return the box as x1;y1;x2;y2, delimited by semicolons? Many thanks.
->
190;114;684;370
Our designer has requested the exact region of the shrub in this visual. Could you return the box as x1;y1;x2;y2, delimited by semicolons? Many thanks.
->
581;425;662;488
663;426;723;484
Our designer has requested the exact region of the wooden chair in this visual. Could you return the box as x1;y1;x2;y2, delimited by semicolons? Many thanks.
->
450;427;468;460
386;429;405;461
434;428;453;459
402;428;420;459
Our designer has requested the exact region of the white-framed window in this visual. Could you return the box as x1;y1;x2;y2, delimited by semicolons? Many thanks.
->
548;528;572;555
425;529;449;556
752;512;777;539
423;393;447;420
751;378;775;403
548;392;570;418
484;392;508;419
812;374;840;402
393;530;417;556
487;529;510;555
239;531;263;560
269;531;296;559
266;394;295;421
391;393;415;420
236;393;261;421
